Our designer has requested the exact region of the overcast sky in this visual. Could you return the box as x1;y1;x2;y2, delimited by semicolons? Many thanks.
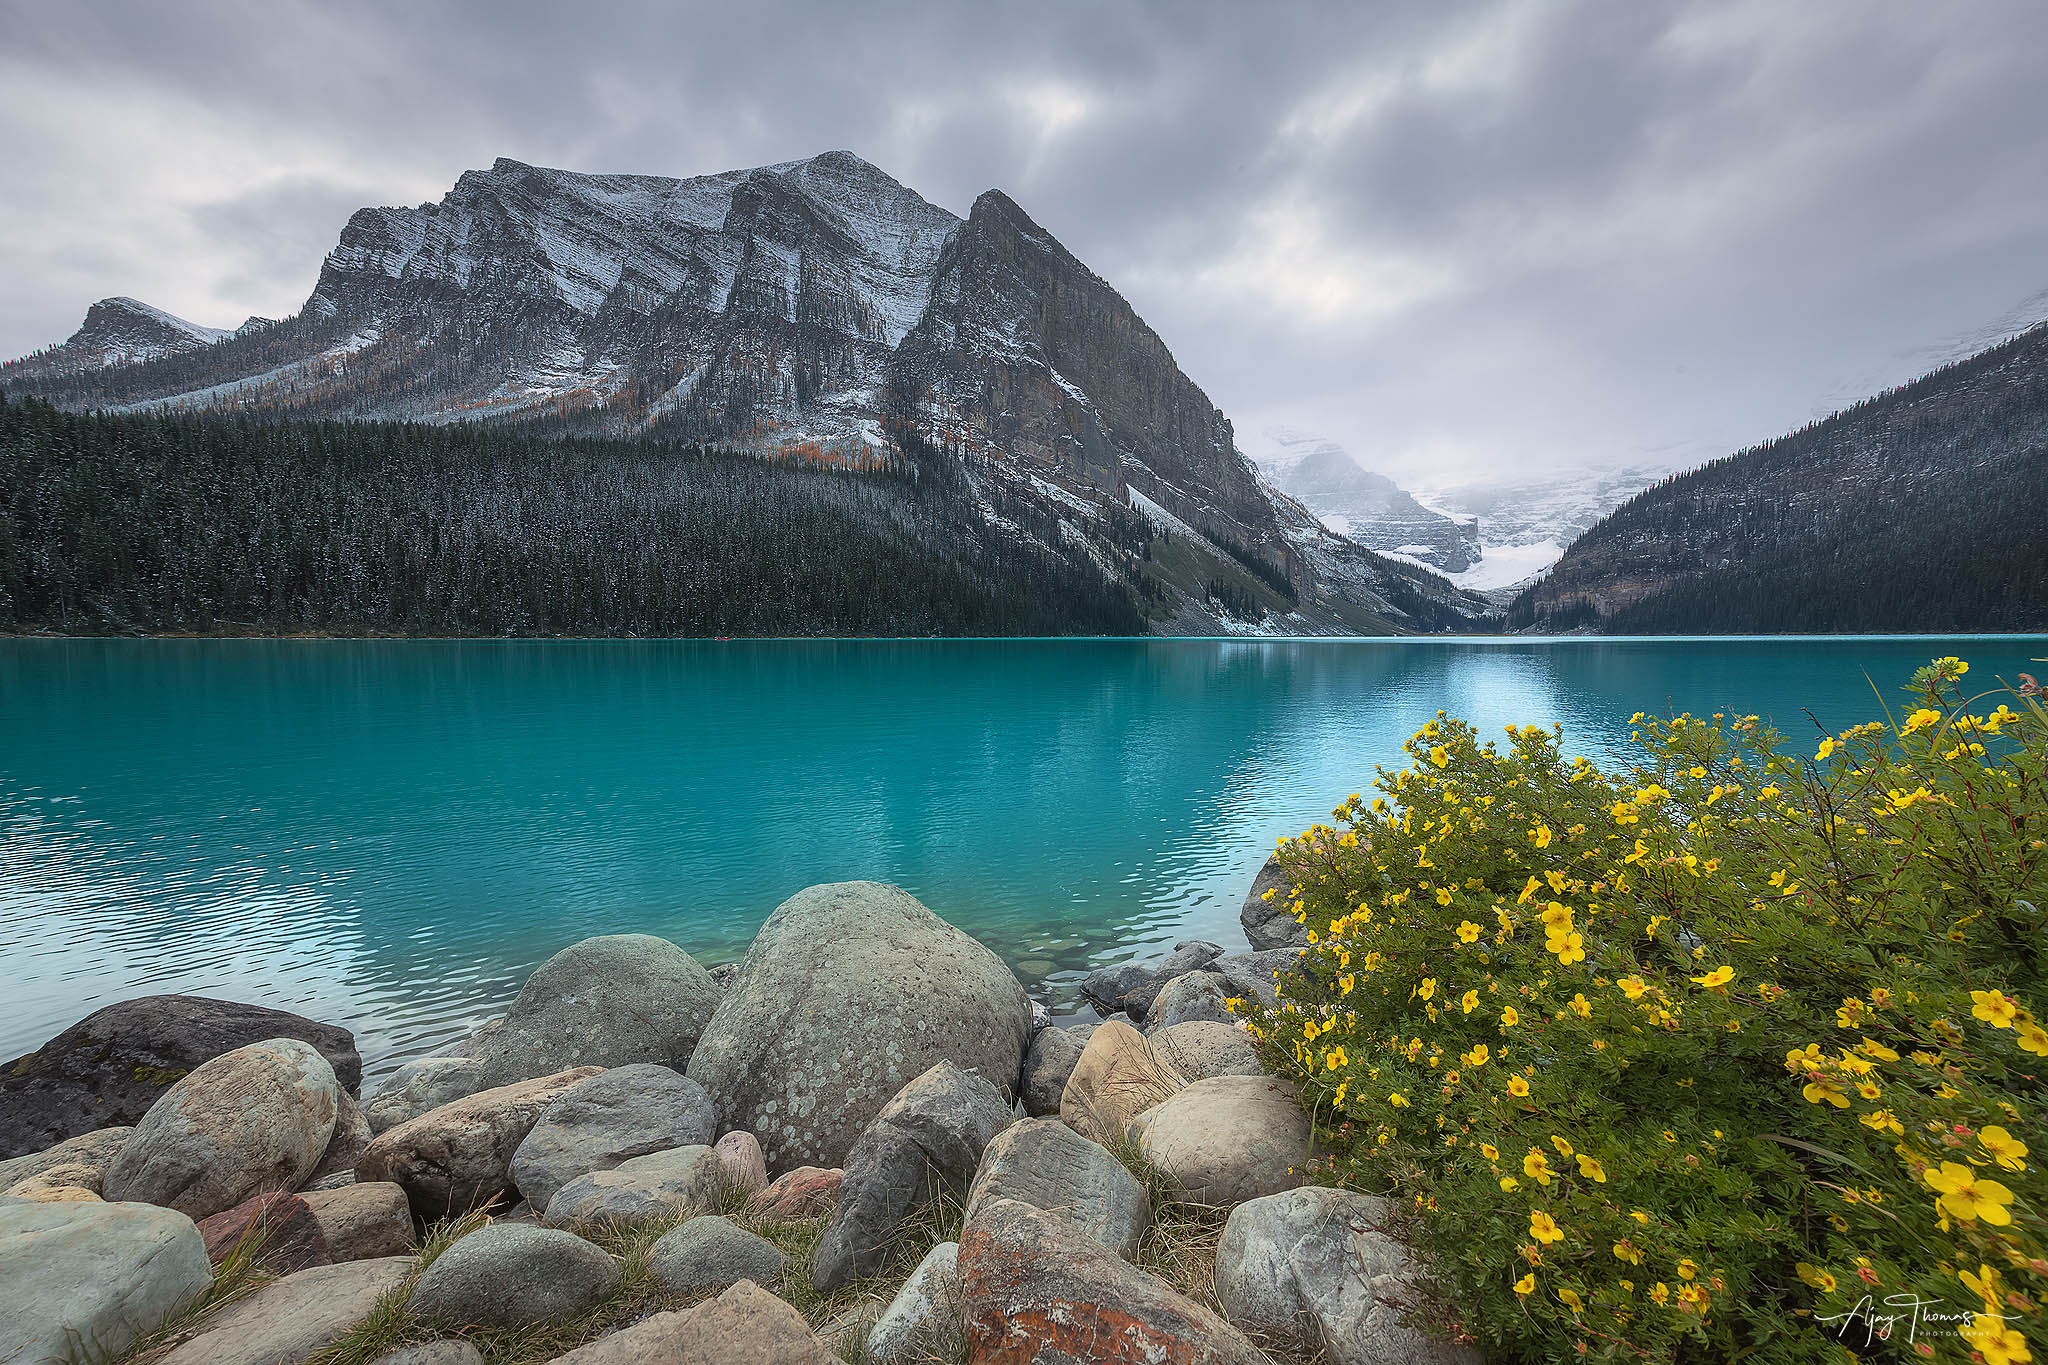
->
4;0;2046;483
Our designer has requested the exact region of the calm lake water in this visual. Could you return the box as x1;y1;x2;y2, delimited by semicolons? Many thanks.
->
3;635;2042;1077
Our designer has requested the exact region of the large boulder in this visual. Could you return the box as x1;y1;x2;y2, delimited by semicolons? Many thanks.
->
548;1279;836;1363
958;1198;1264;1364
1217;1187;1482;1365
1059;1019;1185;1144
104;1037;341;1220
1021;1025;1091;1117
687;882;1032;1173
1145;973;1235;1030
301;1180;413;1261
197;1191;329;1273
1;1196;213;1365
0;1126;132;1195
811;1061;1012;1293
1077;960;1154;1016
307;1088;374;1188
542;1144;726;1232
510;1064;716;1209
964;1118;1148;1259
363;1057;489;1135
466;935;723;1087
158;1256;412;1365
1132;1075;1311;1206
865;1240;962;1365
1209;949;1300;1008
1241;853;1308;951
1152;1022;1264;1079
408;1223;619;1328
1081;941;1225;1019
645;1213;789;1298
354;1066;601;1219
0;996;360;1160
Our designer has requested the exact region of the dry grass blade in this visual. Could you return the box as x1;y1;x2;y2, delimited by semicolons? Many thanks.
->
112;1216;280;1364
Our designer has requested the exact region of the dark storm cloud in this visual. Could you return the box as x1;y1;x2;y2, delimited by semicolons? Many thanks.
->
3;0;2045;479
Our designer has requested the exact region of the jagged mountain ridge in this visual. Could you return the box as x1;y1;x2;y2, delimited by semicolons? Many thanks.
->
1254;429;1478;573
8;297;230;374
3;150;1494;635
1512;318;2048;634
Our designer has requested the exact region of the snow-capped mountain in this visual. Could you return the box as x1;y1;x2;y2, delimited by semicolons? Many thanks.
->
3;151;1494;636
1250;428;1478;573
1410;465;1668;593
10;296;230;373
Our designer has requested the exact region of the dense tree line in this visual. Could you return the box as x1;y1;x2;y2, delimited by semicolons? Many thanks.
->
0;394;1147;637
1511;320;2048;634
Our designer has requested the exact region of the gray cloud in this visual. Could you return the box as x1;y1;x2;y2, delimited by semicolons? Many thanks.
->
2;0;2045;481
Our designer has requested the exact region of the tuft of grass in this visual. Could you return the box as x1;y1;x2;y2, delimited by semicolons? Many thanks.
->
113;1217;283;1364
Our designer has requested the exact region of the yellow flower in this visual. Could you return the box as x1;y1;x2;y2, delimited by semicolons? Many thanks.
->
1529;1211;1563;1244
1815;737;1836;760
2019;1023;2048;1056
1568;993;1592;1019
1795;1262;1836;1292
1513;1272;1535;1297
1860;1109;1904;1136
1980;1126;2029;1172
1901;707;1943;733
1456;921;1482;944
1523;1149;1553;1185
1529;823;1553;848
1576;1154;1607;1183
1506;1076;1531;1098
1550;1135;1575;1158
1463;1043;1490;1068
1480;1143;1500;1161
1434;886;1454;906
1388;1092;1409;1108
1802;1080;1850;1108
1924;1161;2016;1225
1676;1258;1697;1280
1557;1287;1584;1315
1499;1176;1519;1192
1500;1006;1520;1027
1960;1315;2031;1365
1617;976;1648;1001
1629;1210;1650;1224
1613;1240;1642;1265
1648;1282;1669;1305
1690;965;1735;991
1972;990;2020;1028
1417;978;1438;1001
1461;989;1480;1014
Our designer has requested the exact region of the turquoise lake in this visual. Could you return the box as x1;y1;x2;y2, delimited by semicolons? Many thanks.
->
4;635;2042;1078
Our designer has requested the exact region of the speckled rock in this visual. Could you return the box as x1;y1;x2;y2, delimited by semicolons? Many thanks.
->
2;1196;214;1365
466;934;723;1087
686;882;1032;1172
0;1126;133;1194
1216;1187;1482;1364
963;1118;1148;1260
301;1180;414;1261
1241;852;1308;951
749;1165;842;1220
159;1256;412;1365
510;1064;716;1209
542;1144;726;1232
364;1057;488;1135
958;1198;1263;1364
546;1279;837;1363
408;1224;619;1328
1123;942;1227;1019
104;1037;341;1220
645;1213;789;1298
308;1088;374;1186
1152;1021;1264;1079
1132;1075;1311;1206
3;1168;103;1201
1021;1025;1091;1117
1209;948;1300;1008
1059;1019;1184;1144
714;1130;768;1194
811;1061;1012;1293
354;1066;602;1219
1145;972;1235;1029
865;1240;962;1364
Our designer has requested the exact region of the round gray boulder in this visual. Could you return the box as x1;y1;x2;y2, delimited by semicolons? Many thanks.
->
542;1144;727;1232
1132;1074;1311;1206
407;1224;620;1328
645;1213;789;1298
363;1057;487;1135
511;1064;716;1209
963;1118;1148;1260
1020;1025;1091;1117
1145;972;1235;1029
687;882;1032;1172
104;1037;340;1220
467;935;723;1087
1241;853;1309;951
1152;1021;1264;1079
1;1196;214;1365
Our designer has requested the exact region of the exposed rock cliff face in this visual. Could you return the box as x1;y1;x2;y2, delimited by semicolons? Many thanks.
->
2;151;1493;634
7;297;229;378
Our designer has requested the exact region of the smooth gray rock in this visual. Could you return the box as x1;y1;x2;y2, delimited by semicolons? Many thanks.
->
510;1064;716;1209
542;1144;726;1232
0;995;359;1161
1122;941;1226;1018
370;1345;485;1365
1216;1187;1482;1365
1241;853;1309;951
354;1066;602;1219
0;1126;132;1195
1133;1074;1311;1206
408;1223;619;1328
1059;1019;1186;1145
865;1240;962;1365
104;1037;340;1220
307;1087;373;1187
466;934;722;1087
687;882;1032;1173
811;1060;1012;1293
964;1118;1147;1260
645;1213;789;1298
1020;1025;1091;1117
546;1279;837;1363
1152;1021;1264;1079
159;1256;412;1365
1077;960;1153;1016
1;1196;213;1365
363;1057;487;1135
300;1180;413;1261
1211;948;1301;1008
1145;971;1236;1029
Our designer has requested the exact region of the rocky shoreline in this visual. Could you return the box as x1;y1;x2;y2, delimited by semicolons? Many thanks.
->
2;873;1477;1365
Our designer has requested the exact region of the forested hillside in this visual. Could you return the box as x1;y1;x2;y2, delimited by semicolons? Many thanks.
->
0;395;1147;637
1511;319;2048;634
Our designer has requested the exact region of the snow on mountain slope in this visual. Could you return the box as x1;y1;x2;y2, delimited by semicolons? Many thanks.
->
12;297;231;372
1410;464;1668;592
1249;428;1478;573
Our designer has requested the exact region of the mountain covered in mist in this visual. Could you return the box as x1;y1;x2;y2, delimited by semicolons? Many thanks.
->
1;151;1493;637
1254;429;1478;573
1512;318;2048;634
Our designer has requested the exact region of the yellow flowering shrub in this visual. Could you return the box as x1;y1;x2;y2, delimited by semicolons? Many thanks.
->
1239;658;2046;1363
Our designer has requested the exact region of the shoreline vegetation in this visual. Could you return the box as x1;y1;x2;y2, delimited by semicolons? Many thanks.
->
3;658;2042;1365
